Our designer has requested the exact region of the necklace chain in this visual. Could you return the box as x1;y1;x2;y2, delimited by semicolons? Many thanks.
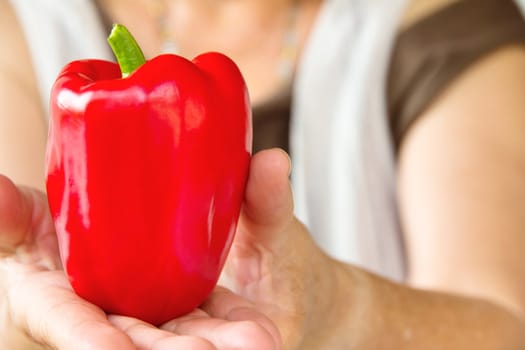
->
151;0;300;85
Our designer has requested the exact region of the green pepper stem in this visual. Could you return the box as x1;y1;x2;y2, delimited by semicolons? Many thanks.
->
107;24;146;78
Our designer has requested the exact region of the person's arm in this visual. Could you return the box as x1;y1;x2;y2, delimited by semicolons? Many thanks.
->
0;1;49;348
318;45;525;348
0;0;47;190
396;44;525;344
215;46;525;350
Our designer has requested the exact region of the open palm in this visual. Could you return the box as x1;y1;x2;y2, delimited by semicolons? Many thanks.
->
0;152;282;350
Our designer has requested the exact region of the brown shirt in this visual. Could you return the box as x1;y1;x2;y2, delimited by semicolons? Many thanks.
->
252;0;525;155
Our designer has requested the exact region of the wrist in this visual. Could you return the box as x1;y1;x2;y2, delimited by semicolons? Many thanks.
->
311;266;525;350
300;253;367;349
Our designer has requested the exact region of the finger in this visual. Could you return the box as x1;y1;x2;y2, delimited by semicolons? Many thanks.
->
0;175;32;252
162;317;278;350
199;287;252;317
242;148;293;229
200;287;281;347
223;149;295;288
5;267;137;350
161;288;280;350
0;174;60;268
110;315;216;350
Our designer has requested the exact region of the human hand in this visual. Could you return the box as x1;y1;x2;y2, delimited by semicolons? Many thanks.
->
0;148;336;349
121;149;339;349
0;173;283;350
0;174;160;349
210;149;343;349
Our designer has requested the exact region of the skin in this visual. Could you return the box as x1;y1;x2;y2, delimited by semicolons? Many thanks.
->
0;152;285;349
1;0;525;348
0;0;46;190
101;0;322;104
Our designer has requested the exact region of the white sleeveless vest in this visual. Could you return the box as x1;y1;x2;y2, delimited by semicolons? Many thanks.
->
10;0;410;281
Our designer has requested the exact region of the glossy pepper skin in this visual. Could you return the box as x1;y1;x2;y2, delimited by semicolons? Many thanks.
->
46;53;252;325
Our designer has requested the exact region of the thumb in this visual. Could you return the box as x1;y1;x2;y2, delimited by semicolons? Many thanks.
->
241;148;293;231
222;148;294;288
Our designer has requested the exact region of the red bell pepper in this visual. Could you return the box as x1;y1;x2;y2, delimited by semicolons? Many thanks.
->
45;24;252;325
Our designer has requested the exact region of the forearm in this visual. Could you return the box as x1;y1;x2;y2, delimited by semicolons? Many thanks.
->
306;263;525;350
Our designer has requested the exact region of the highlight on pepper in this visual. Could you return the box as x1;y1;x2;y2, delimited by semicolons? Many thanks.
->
45;24;252;325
